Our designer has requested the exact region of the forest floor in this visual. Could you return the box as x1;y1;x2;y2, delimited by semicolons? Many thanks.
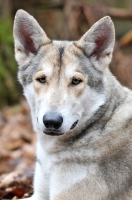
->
0;100;36;200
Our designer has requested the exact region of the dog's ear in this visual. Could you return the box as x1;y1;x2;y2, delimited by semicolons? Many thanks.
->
75;16;115;68
13;9;50;66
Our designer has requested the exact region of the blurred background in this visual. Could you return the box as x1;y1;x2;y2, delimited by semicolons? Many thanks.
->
1;0;132;199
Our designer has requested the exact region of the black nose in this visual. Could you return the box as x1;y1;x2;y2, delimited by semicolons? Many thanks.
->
43;112;63;129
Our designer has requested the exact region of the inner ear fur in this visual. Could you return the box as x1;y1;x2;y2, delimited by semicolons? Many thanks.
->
75;16;115;61
13;9;51;65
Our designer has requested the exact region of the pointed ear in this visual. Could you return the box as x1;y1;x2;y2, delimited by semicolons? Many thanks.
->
13;9;51;66
75;16;115;68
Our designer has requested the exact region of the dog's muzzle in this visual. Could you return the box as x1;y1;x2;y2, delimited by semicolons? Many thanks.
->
43;112;79;136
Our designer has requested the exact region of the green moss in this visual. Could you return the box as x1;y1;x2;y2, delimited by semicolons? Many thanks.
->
0;18;21;107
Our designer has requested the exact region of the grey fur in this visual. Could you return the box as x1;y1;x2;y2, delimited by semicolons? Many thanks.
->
14;10;132;200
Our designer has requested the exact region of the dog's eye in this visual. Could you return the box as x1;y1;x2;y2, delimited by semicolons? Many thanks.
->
36;76;46;84
71;77;82;86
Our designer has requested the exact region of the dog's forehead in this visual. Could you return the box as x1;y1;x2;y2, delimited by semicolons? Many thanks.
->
39;40;87;73
18;40;90;86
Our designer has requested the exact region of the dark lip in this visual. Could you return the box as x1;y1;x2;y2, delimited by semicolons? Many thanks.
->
70;120;79;130
44;131;64;136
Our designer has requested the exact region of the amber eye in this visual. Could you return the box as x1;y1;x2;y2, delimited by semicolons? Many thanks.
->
36;76;46;84
71;77;82;86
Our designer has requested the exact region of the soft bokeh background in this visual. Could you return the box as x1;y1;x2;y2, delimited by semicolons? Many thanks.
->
1;0;132;199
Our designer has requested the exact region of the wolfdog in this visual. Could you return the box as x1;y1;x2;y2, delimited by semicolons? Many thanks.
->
14;9;132;200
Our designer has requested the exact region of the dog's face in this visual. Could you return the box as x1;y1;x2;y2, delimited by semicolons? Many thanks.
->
14;10;115;137
20;41;106;136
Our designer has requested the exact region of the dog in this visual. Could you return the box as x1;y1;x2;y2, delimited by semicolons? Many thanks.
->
13;9;132;200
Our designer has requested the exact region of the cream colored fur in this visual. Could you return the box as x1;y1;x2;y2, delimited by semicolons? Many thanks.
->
14;10;132;200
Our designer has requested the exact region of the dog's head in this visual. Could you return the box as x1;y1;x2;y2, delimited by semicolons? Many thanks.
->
13;10;115;137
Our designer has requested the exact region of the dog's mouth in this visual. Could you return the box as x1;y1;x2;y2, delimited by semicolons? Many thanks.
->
43;120;79;136
44;130;64;136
